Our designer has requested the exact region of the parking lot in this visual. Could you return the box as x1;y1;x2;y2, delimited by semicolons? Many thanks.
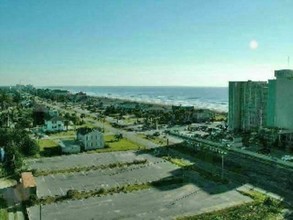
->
28;183;252;220
26;151;158;171
26;150;254;219
36;159;180;198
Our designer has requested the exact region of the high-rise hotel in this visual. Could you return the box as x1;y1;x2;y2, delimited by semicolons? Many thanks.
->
228;81;267;131
228;69;293;148
267;69;293;130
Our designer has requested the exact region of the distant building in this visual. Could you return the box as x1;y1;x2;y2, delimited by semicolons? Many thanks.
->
193;109;215;122
77;127;104;150
43;116;65;132
48;109;59;117
228;81;268;131
20;172;36;200
171;106;214;124
267;69;293;130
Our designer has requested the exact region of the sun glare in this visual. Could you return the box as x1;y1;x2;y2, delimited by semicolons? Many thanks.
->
249;40;258;50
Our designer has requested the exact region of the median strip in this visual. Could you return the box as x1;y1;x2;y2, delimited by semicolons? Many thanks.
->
32;159;148;176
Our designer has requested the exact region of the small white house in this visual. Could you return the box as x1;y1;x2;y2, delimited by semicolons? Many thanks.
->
43;116;65;132
77;127;104;150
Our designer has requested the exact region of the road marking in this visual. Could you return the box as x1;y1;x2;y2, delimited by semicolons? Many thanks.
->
59;187;64;195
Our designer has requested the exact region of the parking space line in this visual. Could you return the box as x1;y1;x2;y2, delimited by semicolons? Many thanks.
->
60;187;64;195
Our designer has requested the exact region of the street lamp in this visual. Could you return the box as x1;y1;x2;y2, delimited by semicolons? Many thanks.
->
218;150;227;180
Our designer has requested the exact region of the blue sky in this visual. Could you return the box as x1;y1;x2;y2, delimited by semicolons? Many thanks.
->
0;0;292;86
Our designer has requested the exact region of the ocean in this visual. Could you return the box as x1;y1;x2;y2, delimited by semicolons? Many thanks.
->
48;86;228;112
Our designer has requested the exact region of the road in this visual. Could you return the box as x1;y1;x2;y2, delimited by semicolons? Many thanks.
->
38;100;161;149
169;131;293;169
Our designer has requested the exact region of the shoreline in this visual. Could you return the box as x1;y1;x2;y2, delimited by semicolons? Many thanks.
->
90;94;227;114
54;87;228;114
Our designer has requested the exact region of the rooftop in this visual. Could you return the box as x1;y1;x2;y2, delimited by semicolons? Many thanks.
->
21;172;36;188
47;116;64;122
77;127;98;135
275;69;293;79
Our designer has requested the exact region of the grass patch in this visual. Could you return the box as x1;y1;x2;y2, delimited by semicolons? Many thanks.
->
0;198;8;220
214;113;227;121
0;209;8;220
38;139;58;152
48;130;76;138
163;155;228;184
93;135;144;153
162;156;191;167
137;134;166;145
179;190;285;220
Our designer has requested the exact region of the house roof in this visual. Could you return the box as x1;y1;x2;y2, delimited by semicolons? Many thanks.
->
77;127;94;135
77;127;102;135
49;116;64;122
59;140;80;149
21;172;36;188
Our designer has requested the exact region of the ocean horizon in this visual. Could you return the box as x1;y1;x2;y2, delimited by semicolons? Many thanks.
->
46;86;228;112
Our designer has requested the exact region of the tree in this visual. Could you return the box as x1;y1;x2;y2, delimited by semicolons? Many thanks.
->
15;117;32;129
20;136;39;156
66;189;79;199
114;133;123;141
4;143;23;174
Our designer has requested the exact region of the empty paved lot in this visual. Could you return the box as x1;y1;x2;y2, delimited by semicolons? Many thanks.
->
36;159;180;197
28;183;252;220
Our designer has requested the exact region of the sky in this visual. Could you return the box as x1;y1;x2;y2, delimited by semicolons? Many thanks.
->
0;0;293;86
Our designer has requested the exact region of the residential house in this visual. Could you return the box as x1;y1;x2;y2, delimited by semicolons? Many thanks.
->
43;116;65;132
77;127;104;150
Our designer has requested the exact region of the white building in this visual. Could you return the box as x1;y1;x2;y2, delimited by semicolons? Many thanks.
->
267;69;293;130
43;116;65;132
77;127;104;150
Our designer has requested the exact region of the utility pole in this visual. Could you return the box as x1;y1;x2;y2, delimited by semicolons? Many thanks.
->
221;154;224;180
40;204;42;220
218;150;227;180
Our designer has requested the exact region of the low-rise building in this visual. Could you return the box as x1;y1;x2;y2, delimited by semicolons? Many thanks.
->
43;116;65;132
20;172;36;200
77;127;104;150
